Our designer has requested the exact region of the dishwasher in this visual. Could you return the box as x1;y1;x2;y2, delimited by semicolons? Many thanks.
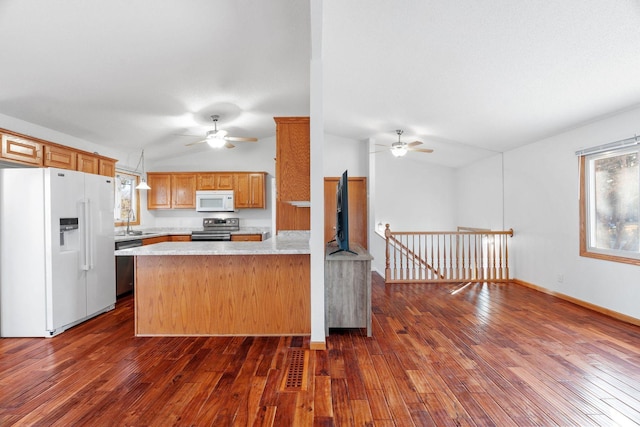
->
115;239;142;297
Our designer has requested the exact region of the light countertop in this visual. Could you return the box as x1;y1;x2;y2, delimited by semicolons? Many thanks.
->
113;227;271;243
115;231;309;256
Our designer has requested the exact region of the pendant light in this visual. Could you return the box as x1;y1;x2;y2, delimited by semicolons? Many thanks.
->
134;149;151;190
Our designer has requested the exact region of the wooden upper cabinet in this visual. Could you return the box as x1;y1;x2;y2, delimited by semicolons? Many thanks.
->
275;117;310;202
235;172;266;209
99;159;116;177
275;117;310;232
44;145;76;170
1;134;43;166
171;173;196;209
196;172;235;190
0;129;118;175
147;173;172;209
77;153;99;174
147;173;196;209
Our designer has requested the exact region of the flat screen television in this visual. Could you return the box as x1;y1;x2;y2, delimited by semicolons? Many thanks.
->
330;170;356;255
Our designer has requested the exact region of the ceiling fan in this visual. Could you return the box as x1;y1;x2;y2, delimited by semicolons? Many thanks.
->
186;115;258;149
377;130;434;157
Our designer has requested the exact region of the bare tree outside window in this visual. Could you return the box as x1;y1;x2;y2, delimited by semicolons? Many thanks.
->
580;147;640;265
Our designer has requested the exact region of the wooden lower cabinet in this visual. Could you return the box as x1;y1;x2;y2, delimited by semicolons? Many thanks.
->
170;235;191;242
230;234;262;242
142;236;169;245
135;254;310;335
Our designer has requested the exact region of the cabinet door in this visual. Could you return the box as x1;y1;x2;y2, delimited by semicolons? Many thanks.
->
171;174;196;208
215;173;235;190
196;173;217;190
143;236;170;245
44;145;77;170
99;159;116;177
1;134;43;166
230;234;262;242
77;153;99;174
147;174;172;209
197;172;235;190
235;172;266;209
275;117;310;201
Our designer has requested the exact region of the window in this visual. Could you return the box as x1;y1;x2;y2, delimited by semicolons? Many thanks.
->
579;144;639;265
114;170;140;227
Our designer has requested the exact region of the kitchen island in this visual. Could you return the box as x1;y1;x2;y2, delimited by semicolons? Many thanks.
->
116;232;310;336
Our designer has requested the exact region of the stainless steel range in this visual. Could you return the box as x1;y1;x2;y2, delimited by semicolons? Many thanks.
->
191;217;239;241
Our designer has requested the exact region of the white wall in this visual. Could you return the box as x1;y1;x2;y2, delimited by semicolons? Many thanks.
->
323;133;368;177
504;106;640;320
455;153;504;230
370;153;457;273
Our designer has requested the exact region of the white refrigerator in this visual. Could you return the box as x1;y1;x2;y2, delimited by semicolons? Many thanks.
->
0;167;116;337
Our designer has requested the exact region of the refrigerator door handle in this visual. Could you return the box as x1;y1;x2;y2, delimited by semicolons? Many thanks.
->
87;198;94;269
80;199;90;271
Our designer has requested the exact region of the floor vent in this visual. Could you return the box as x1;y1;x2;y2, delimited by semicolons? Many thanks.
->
283;349;307;391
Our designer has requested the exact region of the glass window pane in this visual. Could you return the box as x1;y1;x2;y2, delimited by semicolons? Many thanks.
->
591;152;639;253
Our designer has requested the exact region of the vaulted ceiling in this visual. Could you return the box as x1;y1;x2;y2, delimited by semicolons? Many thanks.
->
1;0;640;168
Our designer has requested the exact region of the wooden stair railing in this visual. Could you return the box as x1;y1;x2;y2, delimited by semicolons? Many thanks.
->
384;224;514;283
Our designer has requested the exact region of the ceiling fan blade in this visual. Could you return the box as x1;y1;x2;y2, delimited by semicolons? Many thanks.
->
224;142;236;149
224;136;258;142
185;139;206;146
408;148;434;153
408;141;423;147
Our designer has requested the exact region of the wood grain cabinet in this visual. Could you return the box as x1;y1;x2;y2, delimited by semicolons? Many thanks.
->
196;173;235;190
147;173;196;209
77;153;99;174
171;174;197;208
99;159;116;177
0;129;117;176
274;117;310;232
146;174;172;209
43;145;76;170
230;234;263;242
1;133;43;166
235;172;266;209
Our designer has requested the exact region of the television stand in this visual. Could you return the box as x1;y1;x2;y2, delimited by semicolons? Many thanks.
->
325;244;373;336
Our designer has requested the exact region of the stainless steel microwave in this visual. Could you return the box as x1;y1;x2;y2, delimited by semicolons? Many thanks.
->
195;190;235;212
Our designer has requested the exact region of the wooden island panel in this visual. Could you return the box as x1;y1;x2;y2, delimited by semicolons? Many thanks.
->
135;254;310;336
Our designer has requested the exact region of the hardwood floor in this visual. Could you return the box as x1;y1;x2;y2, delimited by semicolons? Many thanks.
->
1;273;640;426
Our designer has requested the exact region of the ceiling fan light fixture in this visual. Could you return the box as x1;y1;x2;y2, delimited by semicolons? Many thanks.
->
391;144;408;157
206;137;227;149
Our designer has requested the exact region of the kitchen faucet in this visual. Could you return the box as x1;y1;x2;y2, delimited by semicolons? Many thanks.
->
126;209;132;235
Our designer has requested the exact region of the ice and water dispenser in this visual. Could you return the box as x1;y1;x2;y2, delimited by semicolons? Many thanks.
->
59;217;79;247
